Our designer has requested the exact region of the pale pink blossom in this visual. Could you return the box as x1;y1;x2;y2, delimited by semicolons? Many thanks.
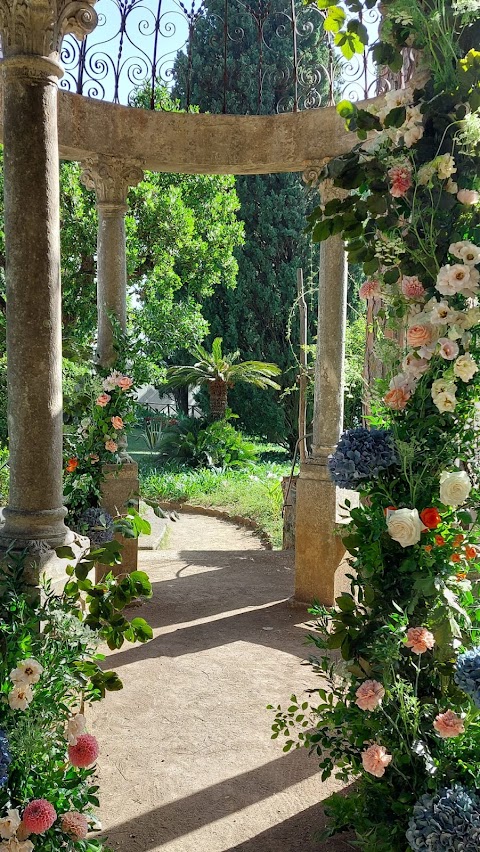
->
66;713;86;746
361;744;393;778
428;300;457;326
449;241;480;266
388;165;413;197
10;658;43;685
407;323;434;348
402;352;429;377
401;276;426;300
433;710;465;738
438;337;459;360
355;680;385;711
60;812;89;841
105;439;118;453
96;393;111;408
359;279;381;300
457;188;479;205
103;371;123;391
0;811;21;840
436;264;478;297
405;626;435;654
0;840;34;852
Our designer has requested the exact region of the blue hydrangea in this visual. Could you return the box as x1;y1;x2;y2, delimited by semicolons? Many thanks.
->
454;647;480;708
0;729;11;788
406;786;480;851
328;428;398;490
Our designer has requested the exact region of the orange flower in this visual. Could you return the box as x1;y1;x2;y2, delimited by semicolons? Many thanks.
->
435;535;445;546
384;506;397;516
456;571;468;581
424;545;433;553
420;508;442;530
465;545;477;560
66;458;78;473
451;553;461;563
453;534;465;547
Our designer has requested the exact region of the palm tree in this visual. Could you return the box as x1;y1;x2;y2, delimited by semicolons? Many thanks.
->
165;337;281;420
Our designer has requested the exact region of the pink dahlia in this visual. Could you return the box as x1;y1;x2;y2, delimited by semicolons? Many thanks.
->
433;710;465;738
359;279;381;300
22;800;57;834
405;626;435;654
60;812;89;840
68;733;99;768
355;680;385;711
388;165;413;198
361;744;392;778
401;275;426;300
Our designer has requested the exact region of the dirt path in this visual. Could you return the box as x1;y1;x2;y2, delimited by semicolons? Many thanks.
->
91;513;351;852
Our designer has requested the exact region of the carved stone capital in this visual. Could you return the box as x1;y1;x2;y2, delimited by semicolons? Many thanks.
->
302;159;330;188
0;0;98;66
80;155;144;207
320;178;347;204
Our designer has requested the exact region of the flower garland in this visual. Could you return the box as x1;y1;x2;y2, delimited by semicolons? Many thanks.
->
272;1;480;849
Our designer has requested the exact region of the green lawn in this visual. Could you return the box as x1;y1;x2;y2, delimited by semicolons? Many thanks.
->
138;442;295;548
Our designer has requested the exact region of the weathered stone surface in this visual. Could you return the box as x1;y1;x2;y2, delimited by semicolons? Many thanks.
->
0;0;97;63
99;463;139;580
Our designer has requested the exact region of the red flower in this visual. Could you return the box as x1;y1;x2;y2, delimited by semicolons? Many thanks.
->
451;553;461;563
420;508;441;530
435;535;446;546
68;733;99;768
66;458;78;473
453;534;465;547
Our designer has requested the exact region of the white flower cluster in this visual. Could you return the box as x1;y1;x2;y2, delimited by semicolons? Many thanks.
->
0;810;33;852
7;659;43;712
373;88;425;149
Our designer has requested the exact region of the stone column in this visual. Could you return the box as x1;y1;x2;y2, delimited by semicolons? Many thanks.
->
80;156;143;369
0;0;97;549
294;175;348;606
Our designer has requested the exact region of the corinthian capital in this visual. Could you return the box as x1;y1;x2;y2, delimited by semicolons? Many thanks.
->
80;156;144;207
0;0;98;63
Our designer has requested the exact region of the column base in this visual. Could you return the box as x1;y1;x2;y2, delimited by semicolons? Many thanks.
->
0;505;74;549
0;532;90;593
294;457;349;607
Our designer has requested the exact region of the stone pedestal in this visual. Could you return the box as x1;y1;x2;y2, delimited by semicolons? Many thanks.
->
98;462;139;581
294;176;348;607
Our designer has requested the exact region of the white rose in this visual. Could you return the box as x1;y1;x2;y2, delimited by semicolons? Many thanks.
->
432;391;457;413
0;811;21;841
436;264;473;296
449;241;480;266
432;377;457;397
439;470;471;506
454;353;478;382
445;178;458;194
386;508;425;547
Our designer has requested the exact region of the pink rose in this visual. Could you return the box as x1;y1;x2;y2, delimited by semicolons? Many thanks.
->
405;626;435;654
407;323;433;348
96;393;111;408
111;416;124;430
359;279;381;300
384;387;410;411
105;439;118;453
401;276;426;300
433;710;465;738
355;680;385;711
117;376;133;390
361;744;393;778
388;165;413;198
457;188;479;205
402;352;429;377
438;337;459;360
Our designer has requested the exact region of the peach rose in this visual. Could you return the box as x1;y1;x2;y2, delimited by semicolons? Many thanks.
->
407;323;433;348
105;439;118;453
361;744;393;778
433;710;465;738
355;680;385;711
96;393;111;407
111;416;124;430
117;376;133;390
384;387;410;411
405;626;435;654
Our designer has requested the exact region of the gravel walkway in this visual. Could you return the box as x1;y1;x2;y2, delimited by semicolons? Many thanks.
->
91;513;351;852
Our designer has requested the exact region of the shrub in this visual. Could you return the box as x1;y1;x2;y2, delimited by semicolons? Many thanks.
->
154;415;258;469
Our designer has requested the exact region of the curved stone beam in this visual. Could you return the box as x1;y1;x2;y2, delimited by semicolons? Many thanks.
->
53;91;375;175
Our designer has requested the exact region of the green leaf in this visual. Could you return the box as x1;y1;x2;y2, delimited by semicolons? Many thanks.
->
324;6;346;33
56;546;76;560
384;106;407;129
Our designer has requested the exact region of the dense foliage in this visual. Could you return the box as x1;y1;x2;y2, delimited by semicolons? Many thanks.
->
271;1;480;849
173;0;328;450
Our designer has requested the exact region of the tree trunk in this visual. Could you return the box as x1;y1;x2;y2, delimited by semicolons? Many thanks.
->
209;379;228;420
173;386;189;417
